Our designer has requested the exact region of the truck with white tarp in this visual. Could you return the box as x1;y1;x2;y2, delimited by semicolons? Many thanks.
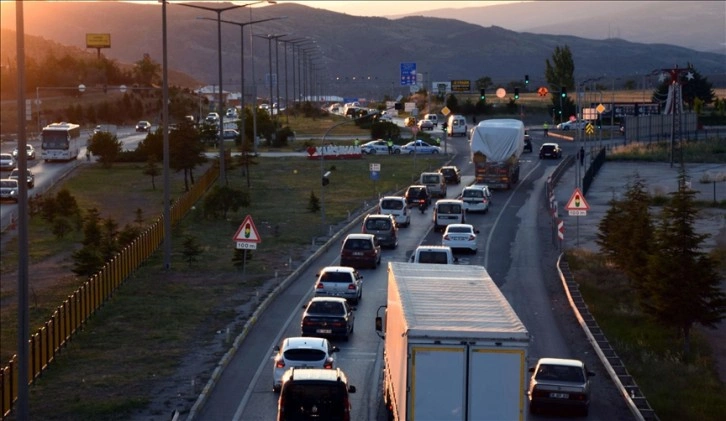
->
470;119;525;189
375;262;530;420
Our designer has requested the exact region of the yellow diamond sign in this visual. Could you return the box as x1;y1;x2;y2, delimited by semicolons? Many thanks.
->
441;106;451;116
596;103;606;114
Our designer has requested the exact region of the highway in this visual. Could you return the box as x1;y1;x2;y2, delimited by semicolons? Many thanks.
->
191;130;634;420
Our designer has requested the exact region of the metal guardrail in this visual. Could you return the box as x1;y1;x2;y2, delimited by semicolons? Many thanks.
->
546;158;659;420
1;166;219;419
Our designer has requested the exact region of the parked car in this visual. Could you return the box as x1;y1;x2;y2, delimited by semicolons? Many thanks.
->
556;119;587;130
313;266;363;304
404;184;431;207
442;223;479;253
0;178;19;203
539;143;562;159
12;144;36;160
300;297;356;341
361;214;398;249
271;336;339;392
9;168;35;189
528;357;595;416
339;233;381;269
135;120;151;132
0;153;16;171
222;129;239;139
276;368;356;420
400;140;441;155
360;139;400;155
459;185;491;213
439;165;461;184
416;119;434;131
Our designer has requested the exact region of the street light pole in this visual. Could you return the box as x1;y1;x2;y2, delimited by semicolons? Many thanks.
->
178;1;274;185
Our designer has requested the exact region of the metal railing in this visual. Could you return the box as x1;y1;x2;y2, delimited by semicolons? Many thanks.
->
1;166;219;419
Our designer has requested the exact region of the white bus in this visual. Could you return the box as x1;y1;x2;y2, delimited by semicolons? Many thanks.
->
41;122;82;162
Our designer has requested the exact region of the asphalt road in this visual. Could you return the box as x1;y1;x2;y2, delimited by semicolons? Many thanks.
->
189;131;634;420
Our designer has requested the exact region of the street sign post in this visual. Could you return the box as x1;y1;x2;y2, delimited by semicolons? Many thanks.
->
565;187;590;216
233;214;262;250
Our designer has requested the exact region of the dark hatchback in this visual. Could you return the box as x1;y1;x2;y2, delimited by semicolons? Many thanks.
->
439;166;461;184
339;233;381;269
539;143;562;159
404;184;431;207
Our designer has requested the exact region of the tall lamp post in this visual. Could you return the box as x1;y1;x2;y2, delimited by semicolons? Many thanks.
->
209;16;286;153
278;37;307;122
254;33;288;130
178;0;274;184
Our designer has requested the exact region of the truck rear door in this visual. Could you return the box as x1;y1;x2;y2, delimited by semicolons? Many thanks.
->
408;345;466;421
468;347;527;420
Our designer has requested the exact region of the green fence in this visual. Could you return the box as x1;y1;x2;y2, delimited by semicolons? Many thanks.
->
1;166;219;419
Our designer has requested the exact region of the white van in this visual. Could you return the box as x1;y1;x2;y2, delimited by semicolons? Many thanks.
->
378;196;410;228
447;115;467;137
419;172;446;198
410;245;457;264
433;199;465;232
423;113;439;127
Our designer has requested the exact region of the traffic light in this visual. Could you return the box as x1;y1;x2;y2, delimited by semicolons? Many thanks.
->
524;75;529;85
480;89;486;101
514;88;520;100
394;102;403;110
561;87;567;98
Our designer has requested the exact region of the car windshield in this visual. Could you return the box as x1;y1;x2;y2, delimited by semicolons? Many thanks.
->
437;203;462;213
447;226;471;234
422;175;439;183
319;271;353;283
282;384;346;414
283;348;327;362
308;301;345;315
536;364;585;382
344;239;372;250
417;251;449;264
462;190;483;198
365;218;391;230
380;199;403;210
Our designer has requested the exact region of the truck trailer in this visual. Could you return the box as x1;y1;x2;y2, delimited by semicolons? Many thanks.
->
375;262;530;421
470;119;525;189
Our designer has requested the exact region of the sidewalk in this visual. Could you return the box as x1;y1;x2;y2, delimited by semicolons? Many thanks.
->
554;160;726;383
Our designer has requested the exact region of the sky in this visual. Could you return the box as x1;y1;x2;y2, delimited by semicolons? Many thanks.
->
268;1;520;17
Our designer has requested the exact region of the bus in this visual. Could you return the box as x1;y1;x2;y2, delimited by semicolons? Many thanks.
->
41;122;82;162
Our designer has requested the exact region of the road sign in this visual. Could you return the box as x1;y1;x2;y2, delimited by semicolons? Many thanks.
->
565;187;590;216
441;106;451;116
596;103;606;114
370;171;380;181
557;220;565;240
451;79;471;92
400;62;416;86
369;163;380;172
537;86;549;97
233;215;262;250
585;124;595;135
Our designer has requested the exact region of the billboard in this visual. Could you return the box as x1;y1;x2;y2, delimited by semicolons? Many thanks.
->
451;80;471;92
86;33;111;48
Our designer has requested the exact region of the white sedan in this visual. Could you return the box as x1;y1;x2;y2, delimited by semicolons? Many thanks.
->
360;139;400;154
400;140;442;154
441;223;479;253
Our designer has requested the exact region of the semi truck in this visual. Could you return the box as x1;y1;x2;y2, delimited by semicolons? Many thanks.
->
470;119;525;189
375;262;530;421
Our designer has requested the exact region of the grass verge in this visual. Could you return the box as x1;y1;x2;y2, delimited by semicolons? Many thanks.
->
1;152;447;418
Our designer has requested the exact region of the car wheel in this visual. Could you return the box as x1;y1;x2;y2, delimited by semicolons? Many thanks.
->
432;150;439;154
393;149;400;154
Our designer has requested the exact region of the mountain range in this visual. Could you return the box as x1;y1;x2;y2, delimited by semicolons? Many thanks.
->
0;1;724;98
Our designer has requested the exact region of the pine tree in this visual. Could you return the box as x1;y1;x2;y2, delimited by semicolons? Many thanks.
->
644;168;726;357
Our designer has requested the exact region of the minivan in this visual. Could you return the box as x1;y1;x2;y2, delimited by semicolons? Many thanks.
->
423;113;439;127
447;115;467;137
433;199;465;232
361;214;398;249
420;172;447;198
410;245;457;264
277;368;356;421
378;196;410;227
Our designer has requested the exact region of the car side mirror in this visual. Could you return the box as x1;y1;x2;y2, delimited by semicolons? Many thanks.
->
273;346;280;353
474;229;480;234
528;367;535;373
375;316;383;332
331;346;340;353
348;385;357;393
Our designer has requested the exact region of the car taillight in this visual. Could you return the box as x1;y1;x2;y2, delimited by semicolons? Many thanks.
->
302;319;314;326
531;388;548;398
276;360;285;369
316;282;324;289
468;235;476;241
347;284;356;290
331;321;345;327
570;392;587;401
443;234;450;240
324;359;333;369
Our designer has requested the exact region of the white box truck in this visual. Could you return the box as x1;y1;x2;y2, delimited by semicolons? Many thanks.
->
375;262;530;421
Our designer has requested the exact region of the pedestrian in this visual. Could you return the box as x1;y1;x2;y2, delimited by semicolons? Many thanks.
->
579;146;585;166
387;138;393;155
354;138;359;147
543;122;549;137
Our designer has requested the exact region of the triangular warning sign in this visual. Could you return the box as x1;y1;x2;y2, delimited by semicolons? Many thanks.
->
565;188;590;211
233;215;262;243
